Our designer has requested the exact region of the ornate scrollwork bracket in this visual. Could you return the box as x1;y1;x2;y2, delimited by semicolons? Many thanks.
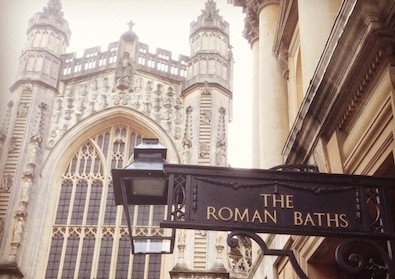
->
335;238;394;278
227;231;309;279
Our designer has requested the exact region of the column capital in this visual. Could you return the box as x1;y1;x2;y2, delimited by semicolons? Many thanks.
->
240;0;280;45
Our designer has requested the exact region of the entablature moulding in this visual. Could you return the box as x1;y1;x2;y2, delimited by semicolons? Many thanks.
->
282;0;395;164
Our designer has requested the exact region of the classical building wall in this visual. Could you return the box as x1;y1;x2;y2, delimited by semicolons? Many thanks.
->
230;0;395;278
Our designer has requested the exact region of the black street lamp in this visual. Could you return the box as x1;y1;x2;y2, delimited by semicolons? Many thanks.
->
112;138;175;254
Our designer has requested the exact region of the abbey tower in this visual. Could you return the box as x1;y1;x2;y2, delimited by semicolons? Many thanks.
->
0;1;239;278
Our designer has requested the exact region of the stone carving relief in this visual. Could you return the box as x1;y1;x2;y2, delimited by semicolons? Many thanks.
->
48;75;183;150
0;217;4;241
278;45;289;80
201;110;212;124
115;52;134;91
0;174;13;192
36;103;47;137
25;135;42;174
0;133;5;159
182;106;193;164
79;83;88;96
142;93;152;115
130;93;141;110
216;107;227;166
199;141;209;158
134;77;143;92
49;75;115;149
0;101;14;158
243;4;259;44
17;102;29;118
8;136;17;153
102;77;110;92
90;79;98;91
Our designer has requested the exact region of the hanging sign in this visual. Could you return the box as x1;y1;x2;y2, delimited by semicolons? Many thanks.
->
161;164;395;239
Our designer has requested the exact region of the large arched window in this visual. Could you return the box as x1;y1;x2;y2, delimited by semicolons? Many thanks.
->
45;125;166;279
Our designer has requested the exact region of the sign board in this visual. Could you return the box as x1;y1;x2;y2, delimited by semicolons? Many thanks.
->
161;164;395;239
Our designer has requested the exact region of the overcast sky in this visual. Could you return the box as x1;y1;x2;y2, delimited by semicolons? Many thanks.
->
0;0;252;167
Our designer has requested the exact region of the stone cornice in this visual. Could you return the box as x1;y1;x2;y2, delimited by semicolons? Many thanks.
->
283;0;395;164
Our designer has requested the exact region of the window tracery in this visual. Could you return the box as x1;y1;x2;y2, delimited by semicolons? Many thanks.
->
45;125;163;278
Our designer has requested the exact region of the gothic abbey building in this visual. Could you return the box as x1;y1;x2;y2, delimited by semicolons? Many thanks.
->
0;1;239;278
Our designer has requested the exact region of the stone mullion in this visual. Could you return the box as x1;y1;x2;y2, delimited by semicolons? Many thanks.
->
81;179;92;227
71;230;85;279
108;125;131;278
92;126;114;278
89;139;107;232
64;179;77;227
108;126;122;230
55;227;69;279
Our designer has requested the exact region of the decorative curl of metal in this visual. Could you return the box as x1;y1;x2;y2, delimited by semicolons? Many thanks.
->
270;164;319;173
335;238;394;278
171;175;186;221
366;189;383;232
227;231;308;279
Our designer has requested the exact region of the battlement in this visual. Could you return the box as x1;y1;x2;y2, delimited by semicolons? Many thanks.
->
136;43;188;79
60;41;188;80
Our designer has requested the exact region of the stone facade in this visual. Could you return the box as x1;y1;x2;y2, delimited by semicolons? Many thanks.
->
0;1;239;278
230;0;395;278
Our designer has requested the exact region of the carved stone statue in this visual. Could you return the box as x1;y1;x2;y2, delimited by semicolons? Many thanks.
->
1;174;13;192
216;142;226;166
115;52;133;91
27;135;42;166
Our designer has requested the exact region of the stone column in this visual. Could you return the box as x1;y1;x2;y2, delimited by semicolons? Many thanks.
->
243;3;260;168
257;1;289;168
251;41;260;168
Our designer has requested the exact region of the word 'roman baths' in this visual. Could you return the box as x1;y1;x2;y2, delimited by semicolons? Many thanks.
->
206;193;350;229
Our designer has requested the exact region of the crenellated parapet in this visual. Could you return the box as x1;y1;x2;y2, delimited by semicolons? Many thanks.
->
136;43;188;80
60;42;119;79
60;42;188;81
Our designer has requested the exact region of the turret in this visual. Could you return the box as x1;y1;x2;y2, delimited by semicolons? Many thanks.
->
0;0;71;267
12;0;71;89
181;0;233;166
185;0;233;90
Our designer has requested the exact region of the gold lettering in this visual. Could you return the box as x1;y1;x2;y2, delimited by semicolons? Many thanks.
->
339;214;349;228
207;206;218;220
235;208;250;222
326;213;340;227
285;195;294;208
260;194;271;207
272;194;285;208
251;210;263;223
303;213;316;226
294;211;303;225
294;211;349;228
261;194;295;208
314;213;325;226
218;207;233;221
264;210;277;224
